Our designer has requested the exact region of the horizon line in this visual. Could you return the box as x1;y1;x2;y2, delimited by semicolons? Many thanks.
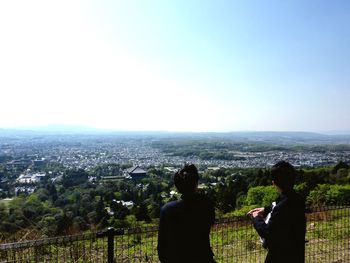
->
1;125;350;135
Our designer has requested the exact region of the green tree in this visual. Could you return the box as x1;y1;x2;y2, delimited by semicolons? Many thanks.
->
306;184;330;206
245;186;279;207
134;202;150;222
325;185;350;205
62;169;89;188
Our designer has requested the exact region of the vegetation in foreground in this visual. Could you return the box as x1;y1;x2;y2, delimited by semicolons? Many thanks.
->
0;161;350;242
1;207;349;263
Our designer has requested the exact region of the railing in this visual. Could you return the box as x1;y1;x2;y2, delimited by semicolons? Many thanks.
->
0;205;349;262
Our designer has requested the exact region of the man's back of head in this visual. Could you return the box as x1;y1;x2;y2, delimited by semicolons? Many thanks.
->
174;164;199;194
271;160;296;191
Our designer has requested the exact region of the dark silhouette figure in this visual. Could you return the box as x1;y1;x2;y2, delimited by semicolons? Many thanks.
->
248;161;306;263
157;164;215;263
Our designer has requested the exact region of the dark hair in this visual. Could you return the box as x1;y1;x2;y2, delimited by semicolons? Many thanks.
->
174;164;199;194
271;161;296;191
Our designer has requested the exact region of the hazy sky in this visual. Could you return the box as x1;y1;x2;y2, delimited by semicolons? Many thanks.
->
1;1;349;132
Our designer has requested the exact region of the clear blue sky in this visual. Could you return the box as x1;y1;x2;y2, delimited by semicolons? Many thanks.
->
0;1;349;132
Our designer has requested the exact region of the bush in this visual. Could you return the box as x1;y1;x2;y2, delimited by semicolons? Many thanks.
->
306;184;330;206
307;184;350;206
227;205;256;218
325;185;350;205
245;186;279;207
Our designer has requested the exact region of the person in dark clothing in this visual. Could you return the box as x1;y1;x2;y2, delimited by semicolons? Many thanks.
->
247;161;306;263
157;164;216;263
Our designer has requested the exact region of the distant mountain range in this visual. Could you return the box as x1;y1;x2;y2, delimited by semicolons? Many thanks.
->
1;125;350;143
5;124;107;133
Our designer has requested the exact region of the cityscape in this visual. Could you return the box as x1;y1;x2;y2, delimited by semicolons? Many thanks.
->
1;131;350;171
1;129;349;202
1;131;350;187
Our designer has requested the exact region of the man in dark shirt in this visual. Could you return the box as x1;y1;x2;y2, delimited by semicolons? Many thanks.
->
157;164;215;263
248;161;306;263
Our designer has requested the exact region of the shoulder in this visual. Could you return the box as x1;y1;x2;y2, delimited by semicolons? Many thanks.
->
275;191;305;211
160;200;182;216
161;200;181;211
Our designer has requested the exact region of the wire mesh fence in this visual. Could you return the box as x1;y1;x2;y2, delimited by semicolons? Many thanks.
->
0;233;108;263
305;205;350;263
0;205;349;262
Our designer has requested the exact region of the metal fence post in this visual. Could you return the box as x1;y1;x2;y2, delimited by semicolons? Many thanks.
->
107;227;115;263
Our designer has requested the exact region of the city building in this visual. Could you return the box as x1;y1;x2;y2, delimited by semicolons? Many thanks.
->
125;166;147;180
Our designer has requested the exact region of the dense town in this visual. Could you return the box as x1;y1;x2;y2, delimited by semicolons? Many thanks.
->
1;133;350;171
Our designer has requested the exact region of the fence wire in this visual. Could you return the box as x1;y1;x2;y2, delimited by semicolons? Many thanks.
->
0;205;349;263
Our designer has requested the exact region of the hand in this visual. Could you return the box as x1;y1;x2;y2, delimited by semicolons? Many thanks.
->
247;207;264;218
251;211;261;218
